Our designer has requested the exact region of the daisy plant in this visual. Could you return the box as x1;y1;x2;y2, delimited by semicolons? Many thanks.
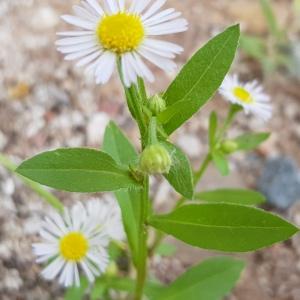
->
8;0;299;299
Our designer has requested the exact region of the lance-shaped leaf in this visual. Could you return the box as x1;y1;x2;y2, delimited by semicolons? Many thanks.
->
149;204;298;252
162;142;194;199
16;148;140;192
154;257;244;300
159;25;240;135
234;132;270;151
195;188;266;205
103;121;141;265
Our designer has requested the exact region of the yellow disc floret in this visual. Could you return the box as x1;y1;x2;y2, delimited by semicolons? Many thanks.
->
233;87;254;104
97;13;144;54
60;232;89;261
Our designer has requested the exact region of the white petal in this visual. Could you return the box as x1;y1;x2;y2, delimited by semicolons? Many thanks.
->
61;15;96;30
103;0;119;14
57;31;94;37
65;46;99;60
41;257;65;281
132;52;155;82
140;44;175;58
32;243;58;256
85;0;104;15
141;0;167;21
95;52;116;84
76;50;102;67
59;261;74;287
73;5;99;22
146;18;188;35
56;35;95;46
80;260;95;282
58;41;97;54
138;48;176;72
143;38;183;54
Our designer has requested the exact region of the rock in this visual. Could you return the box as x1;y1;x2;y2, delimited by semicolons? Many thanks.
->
258;157;300;209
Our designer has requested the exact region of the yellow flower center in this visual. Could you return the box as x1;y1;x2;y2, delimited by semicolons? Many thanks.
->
233;87;254;104
59;232;88;261
97;13;145;54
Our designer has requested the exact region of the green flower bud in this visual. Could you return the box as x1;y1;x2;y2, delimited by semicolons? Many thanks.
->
221;140;238;154
140;144;172;175
148;94;166;116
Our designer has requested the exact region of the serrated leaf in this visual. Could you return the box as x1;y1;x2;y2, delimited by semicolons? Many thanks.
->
234;132;270;151
149;204;298;252
16;148;140;192
155;257;244;300
162;142;194;199
159;25;240;135
195;188;266;205
103;122;141;266
212;151;229;176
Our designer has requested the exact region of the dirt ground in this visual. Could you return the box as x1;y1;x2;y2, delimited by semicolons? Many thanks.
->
1;0;300;299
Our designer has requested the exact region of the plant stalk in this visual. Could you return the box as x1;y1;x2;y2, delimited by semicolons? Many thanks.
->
134;176;149;300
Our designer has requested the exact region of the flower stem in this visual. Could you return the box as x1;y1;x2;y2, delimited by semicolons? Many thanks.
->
134;176;149;300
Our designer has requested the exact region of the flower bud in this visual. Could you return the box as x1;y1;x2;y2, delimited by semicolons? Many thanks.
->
148;94;166;116
221;140;238;154
139;144;172;175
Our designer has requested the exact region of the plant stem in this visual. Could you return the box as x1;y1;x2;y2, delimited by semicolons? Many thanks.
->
134;176;149;300
0;153;64;212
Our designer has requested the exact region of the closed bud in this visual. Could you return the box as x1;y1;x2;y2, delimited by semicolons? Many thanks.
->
148;94;166;116
221;140;238;154
140;144;172;175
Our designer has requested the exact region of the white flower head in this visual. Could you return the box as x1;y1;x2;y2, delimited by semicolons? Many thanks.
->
219;74;272;122
33;198;124;287
56;0;188;86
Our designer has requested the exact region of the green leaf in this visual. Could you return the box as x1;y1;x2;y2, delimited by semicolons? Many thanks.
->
209;112;218;149
16;148;140;192
155;257;245;300
234;132;270;151
162;142;194;199
212;151;229;176
115;189;141;265
103;121;138;166
156;243;177;257
149;203;299;252
159;25;240;135
195;188;266;205
103;122;141;266
64;277;88;300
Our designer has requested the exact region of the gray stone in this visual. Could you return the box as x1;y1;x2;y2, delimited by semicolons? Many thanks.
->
258;157;300;209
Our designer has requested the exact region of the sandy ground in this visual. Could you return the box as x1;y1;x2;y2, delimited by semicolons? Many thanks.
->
1;0;300;299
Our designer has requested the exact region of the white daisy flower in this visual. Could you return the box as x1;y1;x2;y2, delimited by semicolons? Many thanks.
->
32;199;123;287
56;0;188;86
219;74;272;121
